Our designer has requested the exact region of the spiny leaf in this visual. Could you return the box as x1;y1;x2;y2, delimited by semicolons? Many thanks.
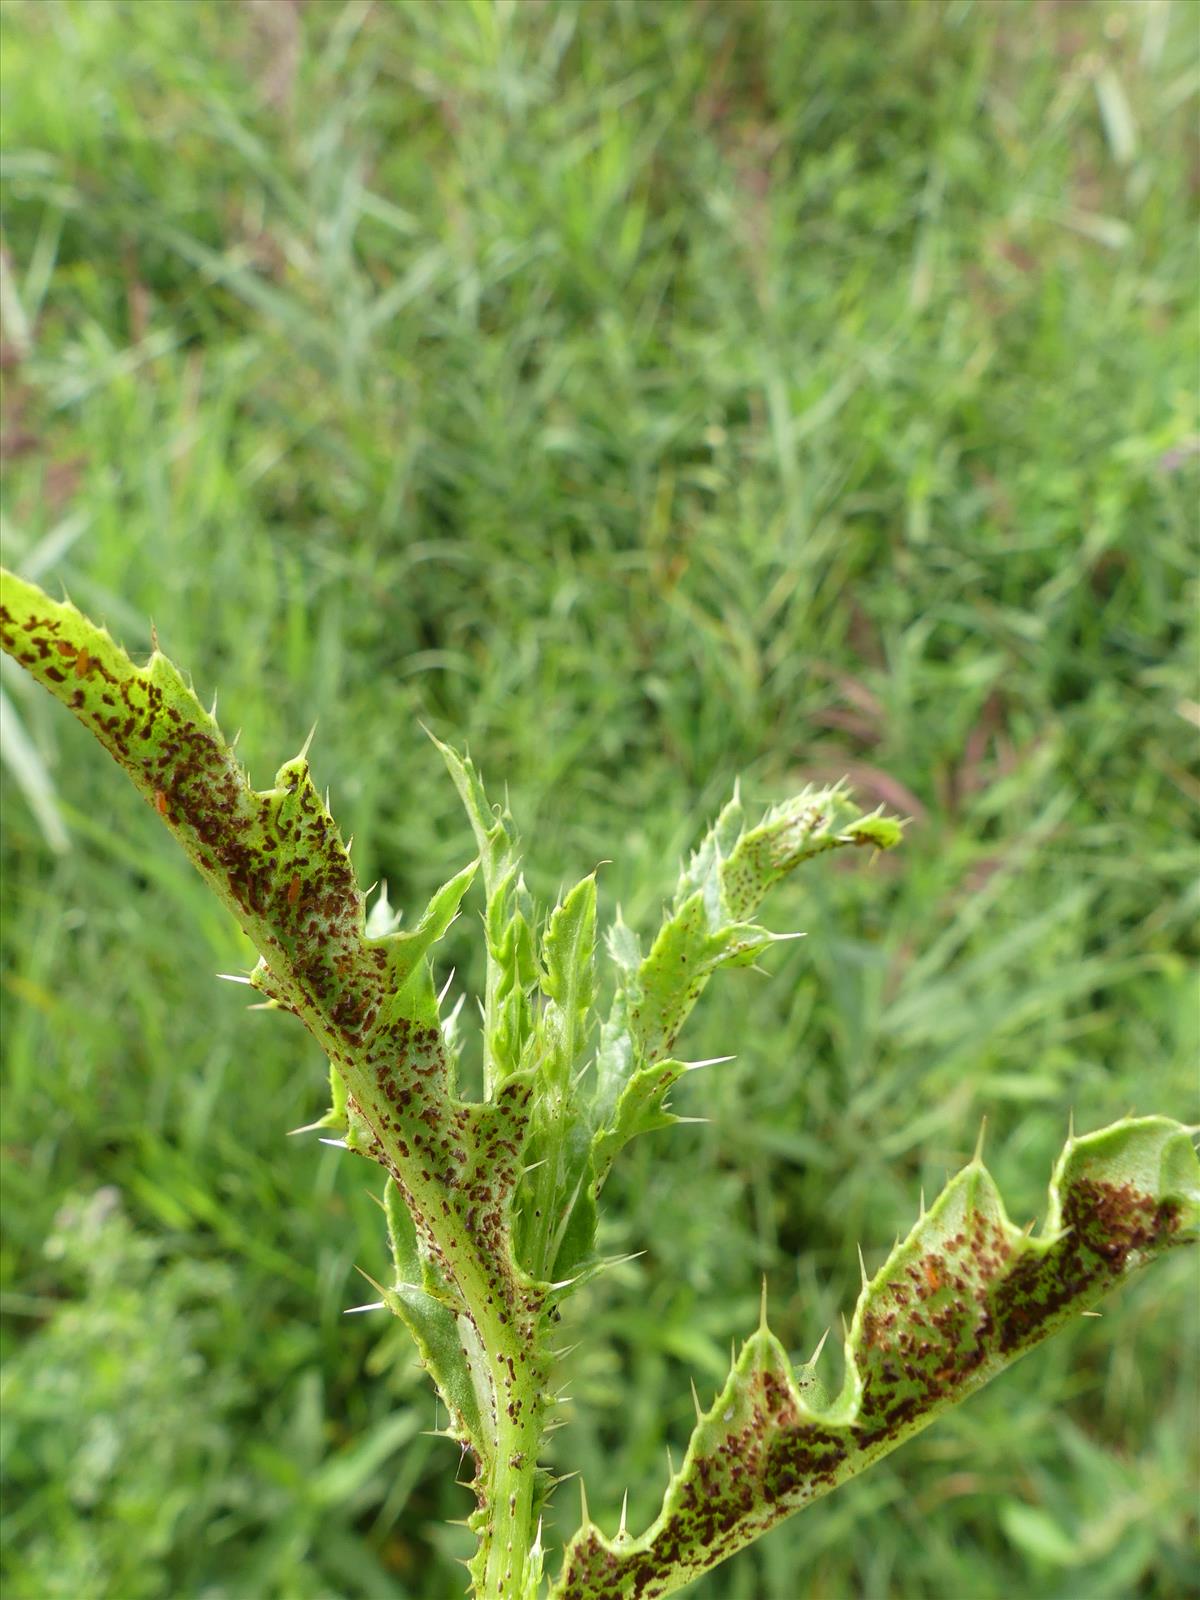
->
594;784;901;1131
590;1057;690;1187
551;1116;1199;1600
433;736;537;1091
545;785;904;1287
541;874;598;1087
718;786;903;923
0;570;549;1493
510;875;599;1283
384;1179;491;1461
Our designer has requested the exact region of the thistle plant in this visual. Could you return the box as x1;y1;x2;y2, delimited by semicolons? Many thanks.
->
2;566;1196;1600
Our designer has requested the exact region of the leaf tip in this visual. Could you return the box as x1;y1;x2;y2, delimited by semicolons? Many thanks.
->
973;1115;988;1166
806;1325;831;1368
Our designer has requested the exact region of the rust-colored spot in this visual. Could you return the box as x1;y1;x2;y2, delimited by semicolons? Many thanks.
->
74;647;92;678
154;788;169;817
923;1259;941;1293
286;873;301;908
54;639;76;658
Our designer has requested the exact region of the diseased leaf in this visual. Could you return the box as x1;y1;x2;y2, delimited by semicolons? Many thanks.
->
590;1057;689;1187
719;786;902;922
384;1179;491;1457
0;571;549;1499
552;1116;1199;1600
540;788;906;1291
593;785;903;1135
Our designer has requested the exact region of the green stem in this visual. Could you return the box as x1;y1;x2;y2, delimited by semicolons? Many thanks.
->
474;1415;542;1600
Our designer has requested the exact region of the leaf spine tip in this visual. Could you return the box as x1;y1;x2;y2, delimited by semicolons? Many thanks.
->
973;1115;988;1164
857;1241;876;1292
690;1375;703;1423
807;1326;831;1366
759;1274;769;1330
437;967;456;1007
318;1136;350;1149
919;1186;926;1218
682;1054;735;1071
298;720;317;761
579;1478;590;1528
344;1301;386;1314
618;1489;629;1539
215;971;253;985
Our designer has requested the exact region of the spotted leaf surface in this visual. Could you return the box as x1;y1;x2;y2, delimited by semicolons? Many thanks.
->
552;1116;1199;1600
0;570;549;1504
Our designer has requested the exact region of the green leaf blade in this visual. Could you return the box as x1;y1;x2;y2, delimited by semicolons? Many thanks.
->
551;1117;1198;1600
590;783;902;1182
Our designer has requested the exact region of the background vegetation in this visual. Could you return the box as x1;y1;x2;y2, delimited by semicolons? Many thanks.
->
1;1;1196;1596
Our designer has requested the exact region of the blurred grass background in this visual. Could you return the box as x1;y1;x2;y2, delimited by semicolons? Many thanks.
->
1;1;1197;1596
